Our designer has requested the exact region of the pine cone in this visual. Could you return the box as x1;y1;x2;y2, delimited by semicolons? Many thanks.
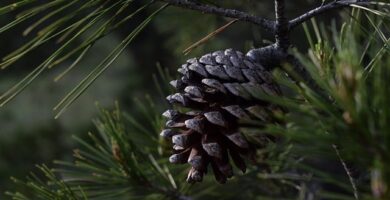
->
161;49;281;184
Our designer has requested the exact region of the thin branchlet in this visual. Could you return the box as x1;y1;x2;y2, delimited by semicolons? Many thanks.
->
159;0;275;33
289;0;371;29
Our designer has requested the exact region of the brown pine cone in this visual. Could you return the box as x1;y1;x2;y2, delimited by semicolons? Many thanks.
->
161;49;281;184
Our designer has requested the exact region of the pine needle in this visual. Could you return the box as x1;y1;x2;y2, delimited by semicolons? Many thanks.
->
0;1;118;107
182;19;238;55
53;4;168;118
333;145;359;200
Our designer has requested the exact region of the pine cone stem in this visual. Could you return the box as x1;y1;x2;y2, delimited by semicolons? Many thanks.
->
246;45;288;69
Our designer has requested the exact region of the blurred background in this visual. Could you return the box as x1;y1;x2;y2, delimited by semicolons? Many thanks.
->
0;0;342;198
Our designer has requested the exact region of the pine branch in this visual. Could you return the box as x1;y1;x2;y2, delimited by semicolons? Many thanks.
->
289;0;371;29
275;0;289;51
158;0;276;33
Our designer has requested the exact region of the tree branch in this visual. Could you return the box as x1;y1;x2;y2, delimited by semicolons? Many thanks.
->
289;0;371;29
158;0;275;33
275;0;290;51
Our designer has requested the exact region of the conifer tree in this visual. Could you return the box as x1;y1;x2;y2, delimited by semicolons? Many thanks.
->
0;0;389;199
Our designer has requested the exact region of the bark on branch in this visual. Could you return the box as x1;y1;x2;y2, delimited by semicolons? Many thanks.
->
159;0;276;33
158;0;373;40
289;0;371;29
275;0;289;51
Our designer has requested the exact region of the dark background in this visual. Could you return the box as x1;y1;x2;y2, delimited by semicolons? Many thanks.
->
0;0;343;198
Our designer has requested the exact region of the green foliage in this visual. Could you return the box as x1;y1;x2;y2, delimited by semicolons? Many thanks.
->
248;10;390;199
7;103;185;200
7;164;88;200
0;0;166;117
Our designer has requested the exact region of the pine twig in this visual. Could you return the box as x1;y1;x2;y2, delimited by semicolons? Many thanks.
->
333;144;359;200
159;0;275;33
289;0;371;29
